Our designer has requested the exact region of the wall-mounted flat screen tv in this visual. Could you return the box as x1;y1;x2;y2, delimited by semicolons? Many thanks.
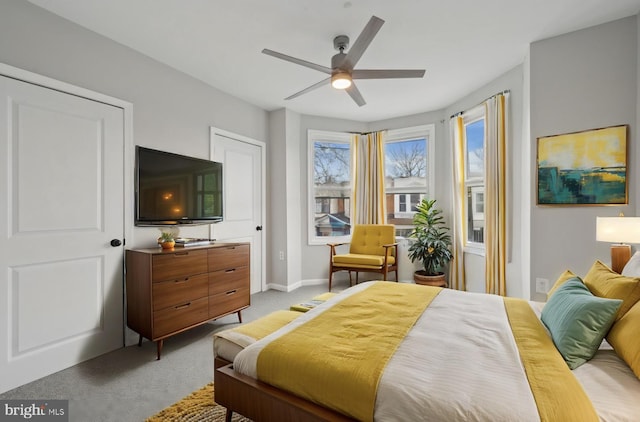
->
135;146;223;225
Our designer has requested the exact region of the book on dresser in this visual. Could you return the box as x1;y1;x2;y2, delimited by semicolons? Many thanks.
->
174;237;215;247
125;242;250;359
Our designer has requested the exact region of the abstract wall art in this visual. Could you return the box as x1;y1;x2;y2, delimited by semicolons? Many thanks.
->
537;125;628;205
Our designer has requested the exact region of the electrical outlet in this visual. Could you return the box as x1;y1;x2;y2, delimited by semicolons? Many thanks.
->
279;251;285;261
535;278;549;293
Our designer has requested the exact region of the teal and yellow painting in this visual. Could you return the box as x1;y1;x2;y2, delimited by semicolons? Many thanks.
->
537;125;627;205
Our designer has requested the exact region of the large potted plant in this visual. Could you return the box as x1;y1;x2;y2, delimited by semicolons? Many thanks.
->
407;198;453;286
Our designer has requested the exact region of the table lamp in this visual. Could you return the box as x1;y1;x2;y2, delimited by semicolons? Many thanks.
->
596;216;640;273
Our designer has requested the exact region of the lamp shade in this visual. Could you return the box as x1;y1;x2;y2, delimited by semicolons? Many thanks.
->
331;72;352;89
596;217;640;243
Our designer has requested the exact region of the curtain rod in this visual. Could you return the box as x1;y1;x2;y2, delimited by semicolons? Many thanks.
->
449;89;510;120
347;129;388;135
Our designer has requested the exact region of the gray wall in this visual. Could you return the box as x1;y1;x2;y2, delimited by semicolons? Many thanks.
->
529;16;638;301
3;0;639;299
0;0;269;249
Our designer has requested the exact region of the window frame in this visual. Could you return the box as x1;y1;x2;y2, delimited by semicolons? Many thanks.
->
462;106;486;255
385;125;436;238
307;129;353;245
307;125;435;245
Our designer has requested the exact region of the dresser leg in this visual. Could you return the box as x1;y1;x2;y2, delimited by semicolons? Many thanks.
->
156;340;163;360
237;310;243;323
138;334;143;347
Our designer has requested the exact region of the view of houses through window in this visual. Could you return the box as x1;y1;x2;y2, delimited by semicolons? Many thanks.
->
309;126;434;244
384;136;428;237
311;132;352;239
463;110;486;246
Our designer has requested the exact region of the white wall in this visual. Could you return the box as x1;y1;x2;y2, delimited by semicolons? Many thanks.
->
529;16;638;301
0;0;269;249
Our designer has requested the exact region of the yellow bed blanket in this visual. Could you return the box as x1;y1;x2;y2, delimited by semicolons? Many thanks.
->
257;282;441;421
244;282;598;422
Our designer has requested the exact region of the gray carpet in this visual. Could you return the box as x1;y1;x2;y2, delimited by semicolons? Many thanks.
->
0;282;342;421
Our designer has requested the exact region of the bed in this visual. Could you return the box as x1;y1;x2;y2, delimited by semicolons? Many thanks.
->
214;265;640;422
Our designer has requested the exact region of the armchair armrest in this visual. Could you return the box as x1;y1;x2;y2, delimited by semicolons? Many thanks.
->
327;242;349;256
382;243;398;264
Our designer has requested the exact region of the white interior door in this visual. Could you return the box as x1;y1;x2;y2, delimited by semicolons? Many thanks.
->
0;74;125;393
210;128;265;294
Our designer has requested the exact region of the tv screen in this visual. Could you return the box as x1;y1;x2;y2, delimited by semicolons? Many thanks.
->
135;146;223;225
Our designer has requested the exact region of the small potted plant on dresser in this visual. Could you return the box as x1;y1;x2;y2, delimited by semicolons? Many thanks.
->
407;198;453;287
158;231;176;249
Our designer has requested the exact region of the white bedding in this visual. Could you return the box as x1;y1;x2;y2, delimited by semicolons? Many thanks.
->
233;282;640;421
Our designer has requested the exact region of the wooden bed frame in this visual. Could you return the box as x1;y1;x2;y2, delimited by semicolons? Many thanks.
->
214;357;355;422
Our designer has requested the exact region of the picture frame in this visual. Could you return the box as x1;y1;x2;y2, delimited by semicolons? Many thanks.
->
537;125;628;206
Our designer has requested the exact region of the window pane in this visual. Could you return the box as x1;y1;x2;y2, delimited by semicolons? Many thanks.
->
465;120;484;179
313;141;351;237
467;185;484;244
385;138;427;232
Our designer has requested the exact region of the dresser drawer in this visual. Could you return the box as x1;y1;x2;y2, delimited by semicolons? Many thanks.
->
152;273;208;311
209;286;250;318
152;250;207;282
209;266;249;296
153;296;209;338
208;244;249;272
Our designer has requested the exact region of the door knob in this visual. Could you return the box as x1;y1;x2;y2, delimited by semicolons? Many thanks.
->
110;239;122;247
256;225;263;231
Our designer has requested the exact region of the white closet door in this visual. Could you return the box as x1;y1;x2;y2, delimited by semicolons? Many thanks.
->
211;129;265;294
0;75;125;393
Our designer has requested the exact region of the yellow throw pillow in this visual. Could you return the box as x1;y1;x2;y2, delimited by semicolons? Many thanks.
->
584;260;640;321
547;269;579;300
607;300;640;379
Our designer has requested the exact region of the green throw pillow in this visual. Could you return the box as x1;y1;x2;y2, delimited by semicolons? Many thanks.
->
541;278;622;369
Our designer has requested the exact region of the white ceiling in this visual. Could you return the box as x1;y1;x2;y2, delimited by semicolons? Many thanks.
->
28;0;640;122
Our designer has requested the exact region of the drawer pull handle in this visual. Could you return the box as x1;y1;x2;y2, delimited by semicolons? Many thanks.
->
175;302;191;310
225;268;236;273
174;252;189;256
226;290;237;295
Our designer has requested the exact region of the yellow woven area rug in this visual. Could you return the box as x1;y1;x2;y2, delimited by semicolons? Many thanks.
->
146;383;251;422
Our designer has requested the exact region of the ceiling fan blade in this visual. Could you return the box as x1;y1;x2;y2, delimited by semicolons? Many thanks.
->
262;49;332;74
352;69;426;79
285;77;331;100
346;82;366;107
343;16;385;70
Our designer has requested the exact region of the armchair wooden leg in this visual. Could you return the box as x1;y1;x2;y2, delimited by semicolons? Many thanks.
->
329;269;333;292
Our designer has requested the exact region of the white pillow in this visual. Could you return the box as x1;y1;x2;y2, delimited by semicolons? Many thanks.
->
621;251;640;277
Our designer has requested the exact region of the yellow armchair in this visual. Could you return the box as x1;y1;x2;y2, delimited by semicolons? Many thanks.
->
327;224;398;291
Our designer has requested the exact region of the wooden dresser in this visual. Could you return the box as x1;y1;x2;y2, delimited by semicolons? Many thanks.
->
126;243;250;359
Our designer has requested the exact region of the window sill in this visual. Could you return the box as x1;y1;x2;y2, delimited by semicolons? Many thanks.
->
464;245;485;257
309;235;351;247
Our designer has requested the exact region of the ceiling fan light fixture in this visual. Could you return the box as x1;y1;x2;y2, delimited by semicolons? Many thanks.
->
331;72;352;89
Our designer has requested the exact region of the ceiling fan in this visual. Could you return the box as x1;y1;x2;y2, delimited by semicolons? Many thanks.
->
262;16;426;107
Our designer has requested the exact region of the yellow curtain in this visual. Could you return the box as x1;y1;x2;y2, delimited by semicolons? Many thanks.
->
352;131;387;224
484;93;509;296
449;117;466;291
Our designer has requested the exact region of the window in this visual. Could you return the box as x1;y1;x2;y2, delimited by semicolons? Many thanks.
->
463;108;486;247
385;125;435;237
308;130;352;243
308;126;435;244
